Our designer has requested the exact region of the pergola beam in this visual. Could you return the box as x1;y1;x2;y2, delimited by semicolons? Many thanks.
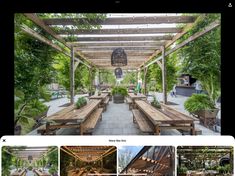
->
64;35;173;42
20;24;91;68
56;27;183;35
43;16;197;25
144;20;220;68
23;13;93;68
69;41;166;47
74;46;161;50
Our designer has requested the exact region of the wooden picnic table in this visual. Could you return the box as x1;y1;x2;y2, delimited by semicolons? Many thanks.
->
128;93;147;108
128;93;147;100
41;99;101;135
135;100;196;135
89;93;108;100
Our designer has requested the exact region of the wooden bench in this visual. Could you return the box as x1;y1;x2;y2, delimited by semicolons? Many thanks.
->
11;169;25;176
126;97;133;110
37;122;80;135
81;108;103;134
132;109;153;134
103;97;110;111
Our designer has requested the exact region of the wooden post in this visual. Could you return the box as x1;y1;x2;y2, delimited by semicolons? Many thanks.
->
70;46;75;104
161;46;167;104
144;66;148;95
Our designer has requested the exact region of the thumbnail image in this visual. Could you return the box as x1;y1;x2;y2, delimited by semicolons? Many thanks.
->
118;146;175;176
177;146;233;176
1;146;58;176
60;146;117;176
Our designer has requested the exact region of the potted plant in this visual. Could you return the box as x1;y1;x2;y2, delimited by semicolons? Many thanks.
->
151;96;161;109
76;97;87;109
111;86;128;103
184;94;219;126
177;166;188;176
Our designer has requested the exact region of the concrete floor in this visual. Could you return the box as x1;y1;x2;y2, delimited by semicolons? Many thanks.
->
28;93;220;135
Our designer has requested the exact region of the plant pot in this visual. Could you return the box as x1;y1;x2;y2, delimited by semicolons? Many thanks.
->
194;109;219;118
113;94;125;103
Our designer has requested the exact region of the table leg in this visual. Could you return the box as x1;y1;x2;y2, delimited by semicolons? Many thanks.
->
80;123;83;135
191;123;195;135
155;125;160;135
45;122;50;135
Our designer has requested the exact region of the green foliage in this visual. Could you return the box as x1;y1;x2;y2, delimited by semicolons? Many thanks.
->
151;96;161;109
147;53;178;92
216;165;232;174
111;86;128;96
99;70;116;86
85;165;92;171
122;72;137;85
177;166;188;174
178;14;221;102
75;97;87;109
1;147;13;176
28;166;33;170
184;94;215;113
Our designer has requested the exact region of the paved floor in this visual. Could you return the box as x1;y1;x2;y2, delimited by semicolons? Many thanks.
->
28;93;220;135
26;171;36;176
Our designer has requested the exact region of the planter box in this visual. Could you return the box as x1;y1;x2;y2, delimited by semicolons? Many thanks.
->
113;94;125;103
194;109;219;128
194;109;219;118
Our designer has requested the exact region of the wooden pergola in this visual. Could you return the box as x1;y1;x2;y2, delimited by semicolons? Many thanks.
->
21;13;220;104
60;146;116;162
3;146;55;163
177;146;233;166
121;146;174;176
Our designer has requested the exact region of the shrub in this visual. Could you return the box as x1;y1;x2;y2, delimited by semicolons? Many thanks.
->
111;86;128;96
28;166;33;171
76;97;87;109
177;166;188;174
184;94;215;113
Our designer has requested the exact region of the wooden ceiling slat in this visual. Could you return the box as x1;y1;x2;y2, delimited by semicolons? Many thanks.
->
56;27;183;35
70;41;165;47
64;35;173;42
75;47;159;51
43;16;197;25
75;46;160;49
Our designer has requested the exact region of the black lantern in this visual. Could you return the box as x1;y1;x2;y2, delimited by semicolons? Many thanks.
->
115;68;122;78
111;48;127;66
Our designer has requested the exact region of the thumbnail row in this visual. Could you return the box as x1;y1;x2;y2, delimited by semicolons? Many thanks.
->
1;146;233;176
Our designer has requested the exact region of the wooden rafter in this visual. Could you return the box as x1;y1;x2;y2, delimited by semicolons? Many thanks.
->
144;19;220;68
74;46;161;50
55;27;183;35
64;35;173;42
69;41;166;47
23;13;93;68
43;16;197;25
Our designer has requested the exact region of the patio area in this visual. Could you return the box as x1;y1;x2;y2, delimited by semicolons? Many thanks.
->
28;93;220;135
15;13;221;136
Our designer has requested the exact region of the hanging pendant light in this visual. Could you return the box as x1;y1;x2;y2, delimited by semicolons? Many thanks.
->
111;48;127;66
115;67;122;78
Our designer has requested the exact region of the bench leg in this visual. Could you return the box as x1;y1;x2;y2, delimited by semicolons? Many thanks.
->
133;115;136;123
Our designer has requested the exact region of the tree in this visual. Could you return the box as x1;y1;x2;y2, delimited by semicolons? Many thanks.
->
146;52;179;92
122;71;137;85
178;14;221;103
